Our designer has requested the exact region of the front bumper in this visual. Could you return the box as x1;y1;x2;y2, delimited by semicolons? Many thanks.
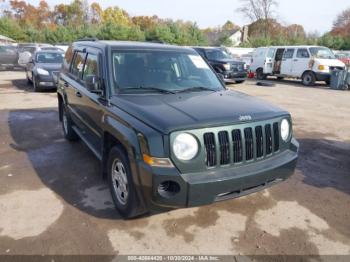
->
138;138;298;209
315;72;331;82
223;71;247;82
36;74;57;88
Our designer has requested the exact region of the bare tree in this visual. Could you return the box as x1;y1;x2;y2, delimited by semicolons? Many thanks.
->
332;8;350;37
237;0;279;37
334;8;350;28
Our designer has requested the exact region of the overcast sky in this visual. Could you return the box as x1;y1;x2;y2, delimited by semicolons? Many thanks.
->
25;0;350;34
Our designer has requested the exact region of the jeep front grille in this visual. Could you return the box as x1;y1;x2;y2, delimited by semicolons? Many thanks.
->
204;122;280;167
204;133;216;167
232;129;243;163
244;128;254;161
218;131;230;165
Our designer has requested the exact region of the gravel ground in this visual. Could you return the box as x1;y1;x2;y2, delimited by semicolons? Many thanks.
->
0;71;349;259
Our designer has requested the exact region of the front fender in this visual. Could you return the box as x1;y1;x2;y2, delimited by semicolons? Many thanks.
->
104;115;141;160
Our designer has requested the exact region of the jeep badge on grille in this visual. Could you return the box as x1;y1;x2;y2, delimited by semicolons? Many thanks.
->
239;115;252;121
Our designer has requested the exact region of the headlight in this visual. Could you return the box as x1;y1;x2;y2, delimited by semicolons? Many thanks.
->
173;133;198;161
318;65;329;71
223;63;231;71
280;119;290;142
37;68;49;75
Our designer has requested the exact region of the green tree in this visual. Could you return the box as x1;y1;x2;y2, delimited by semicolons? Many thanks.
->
146;24;175;43
0;17;26;40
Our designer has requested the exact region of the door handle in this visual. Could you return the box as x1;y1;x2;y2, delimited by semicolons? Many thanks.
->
64;81;69;87
75;91;82;98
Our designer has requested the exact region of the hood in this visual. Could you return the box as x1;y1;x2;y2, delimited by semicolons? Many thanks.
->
211;58;244;65
110;90;288;134
314;58;345;67
36;63;62;71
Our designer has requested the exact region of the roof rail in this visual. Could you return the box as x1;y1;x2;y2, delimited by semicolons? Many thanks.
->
148;40;166;44
76;37;99;42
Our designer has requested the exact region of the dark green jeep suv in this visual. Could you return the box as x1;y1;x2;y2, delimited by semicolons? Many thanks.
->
57;40;299;218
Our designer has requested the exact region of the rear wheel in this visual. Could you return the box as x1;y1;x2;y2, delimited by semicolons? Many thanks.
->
107;146;141;218
256;68;266;80
235;80;245;84
277;76;284;80
62;105;79;141
302;71;316;86
325;80;330;86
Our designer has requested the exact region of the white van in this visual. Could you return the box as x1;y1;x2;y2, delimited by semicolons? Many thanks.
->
250;46;346;86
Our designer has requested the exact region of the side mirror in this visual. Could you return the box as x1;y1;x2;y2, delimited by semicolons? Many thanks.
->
85;75;103;95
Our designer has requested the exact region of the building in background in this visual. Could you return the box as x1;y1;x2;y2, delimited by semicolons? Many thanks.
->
0;35;16;45
205;25;249;47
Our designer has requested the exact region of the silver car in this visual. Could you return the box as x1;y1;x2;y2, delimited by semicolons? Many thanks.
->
0;45;18;69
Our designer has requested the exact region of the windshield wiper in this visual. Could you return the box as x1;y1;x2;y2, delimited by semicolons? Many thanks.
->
121;86;176;94
176;86;218;93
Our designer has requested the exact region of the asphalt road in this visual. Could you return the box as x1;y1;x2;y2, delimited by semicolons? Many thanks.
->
0;71;349;258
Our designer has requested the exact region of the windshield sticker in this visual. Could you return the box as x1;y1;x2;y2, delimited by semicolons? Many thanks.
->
188;55;209;69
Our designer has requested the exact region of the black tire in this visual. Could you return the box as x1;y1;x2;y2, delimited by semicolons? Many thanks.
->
33;75;40;92
107;146;141;218
62;105;79;141
26;71;32;84
256;68;266;80
235;80;245;84
302;71;316;86
325;80;330;86
277;76;284;80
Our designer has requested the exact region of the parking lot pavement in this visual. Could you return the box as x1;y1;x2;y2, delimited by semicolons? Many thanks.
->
0;71;349;256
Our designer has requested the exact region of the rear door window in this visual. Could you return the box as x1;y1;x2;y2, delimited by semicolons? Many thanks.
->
283;49;295;59
70;51;86;79
83;53;99;80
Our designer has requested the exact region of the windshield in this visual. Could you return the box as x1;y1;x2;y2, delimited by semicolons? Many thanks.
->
36;52;63;63
112;50;224;93
205;49;232;60
309;47;335;59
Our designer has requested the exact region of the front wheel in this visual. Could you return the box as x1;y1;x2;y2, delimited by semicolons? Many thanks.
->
302;71;316;86
235;80;245;84
26;71;32;84
256;68;266;80
33;75;40;92
107;146;141;218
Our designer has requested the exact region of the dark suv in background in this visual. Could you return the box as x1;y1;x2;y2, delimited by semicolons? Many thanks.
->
57;40;298;218
193;47;247;84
